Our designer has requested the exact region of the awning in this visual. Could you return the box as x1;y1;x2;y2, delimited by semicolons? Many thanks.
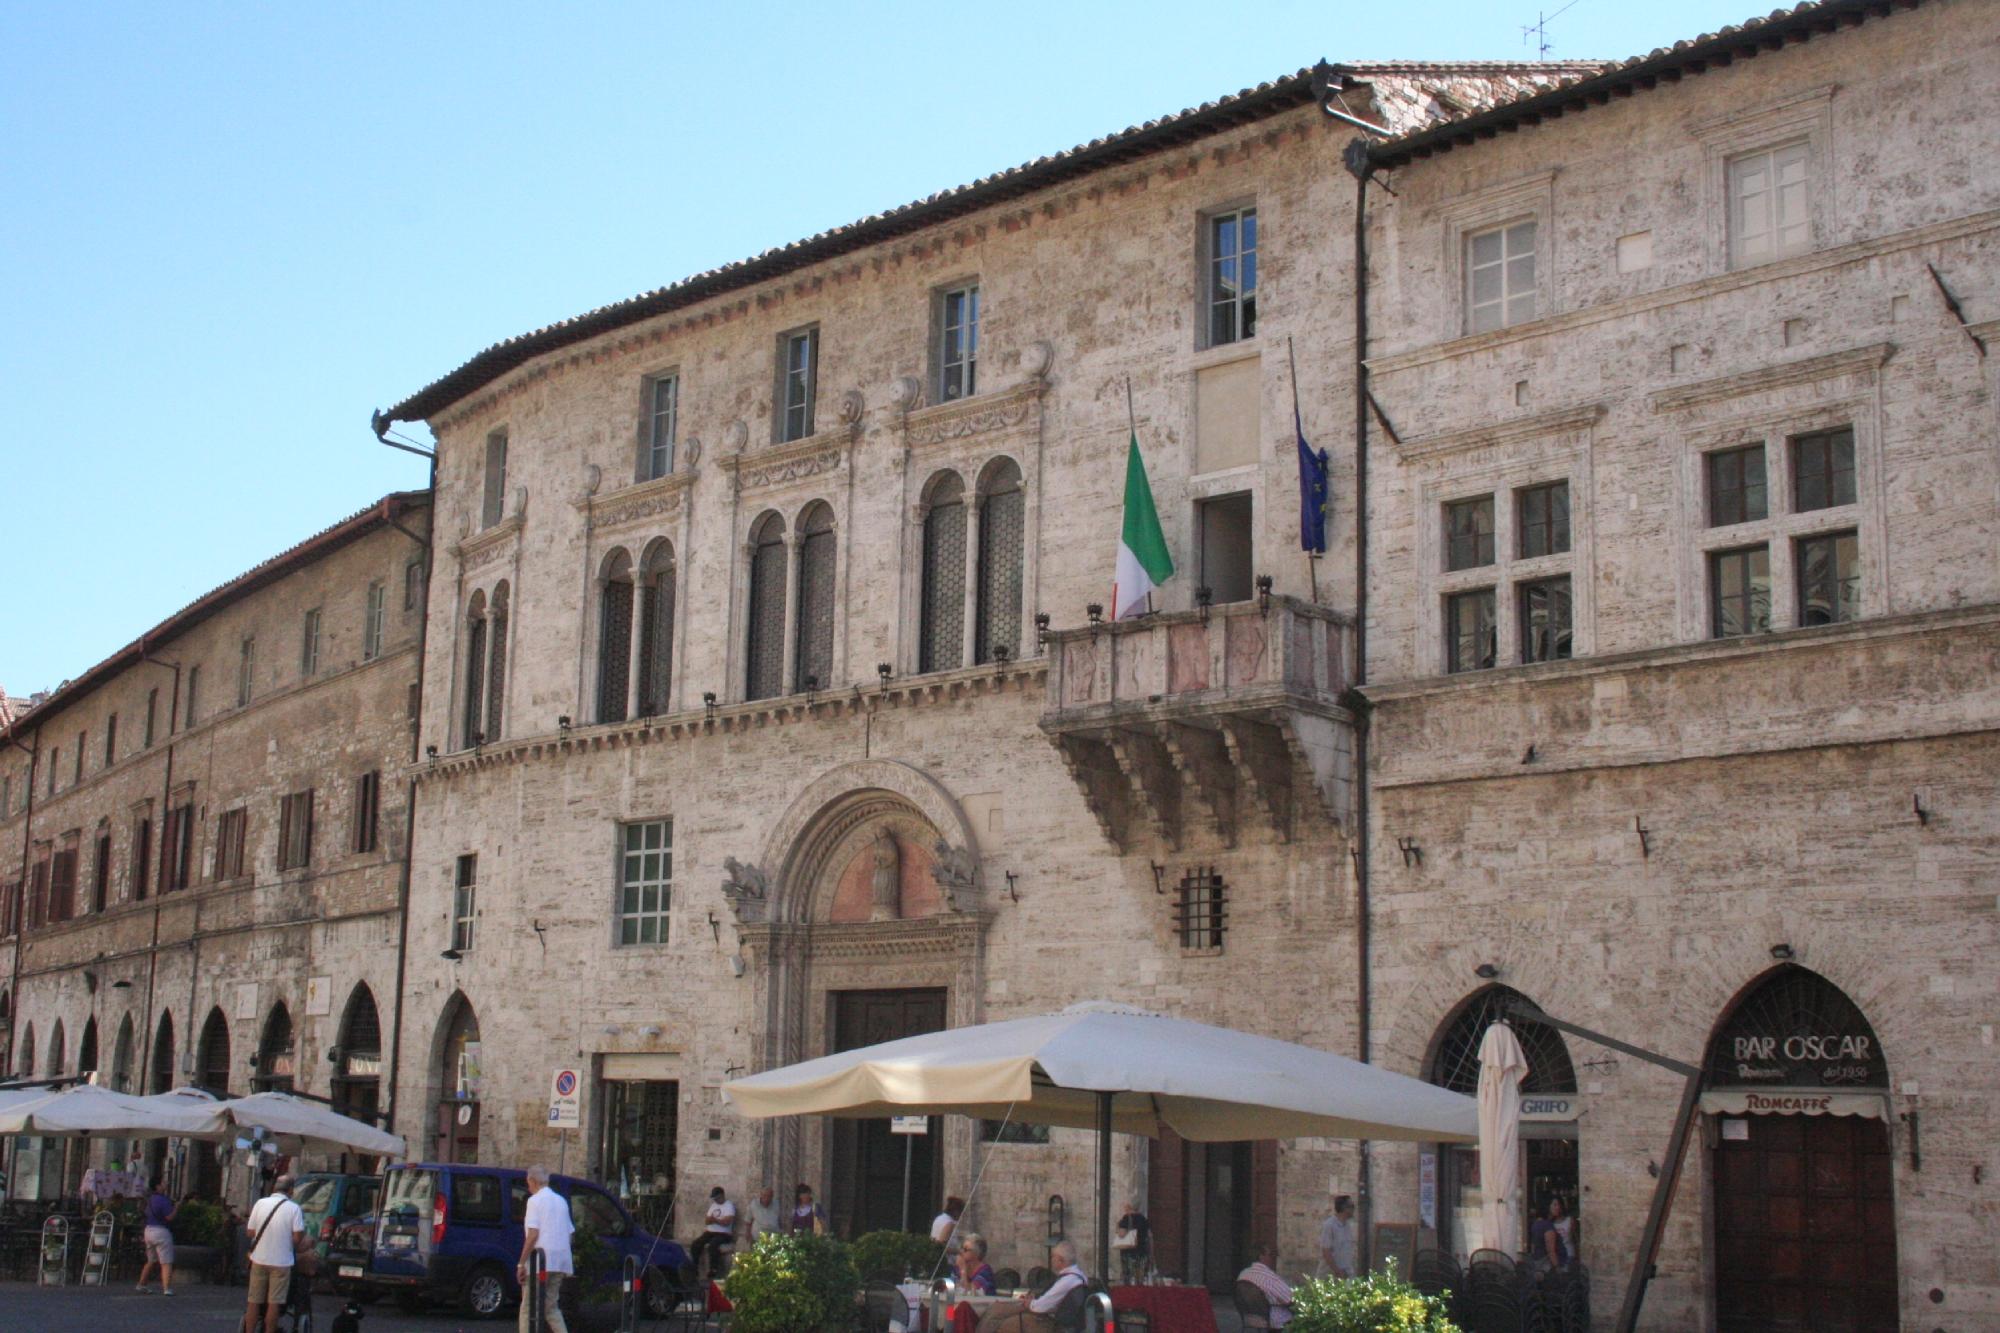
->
1700;1088;1889;1120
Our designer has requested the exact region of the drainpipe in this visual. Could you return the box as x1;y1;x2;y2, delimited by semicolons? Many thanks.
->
1349;159;1376;1253
3;725;40;1073
138;639;182;1091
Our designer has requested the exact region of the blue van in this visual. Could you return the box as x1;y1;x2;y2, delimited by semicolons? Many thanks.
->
359;1162;690;1318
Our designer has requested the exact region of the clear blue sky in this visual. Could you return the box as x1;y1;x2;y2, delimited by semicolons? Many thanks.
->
0;0;1762;696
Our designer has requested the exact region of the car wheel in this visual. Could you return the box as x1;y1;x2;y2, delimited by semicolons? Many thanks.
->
464;1263;512;1319
643;1264;676;1318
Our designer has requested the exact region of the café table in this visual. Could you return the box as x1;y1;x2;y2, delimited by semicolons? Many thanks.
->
1109;1285;1219;1333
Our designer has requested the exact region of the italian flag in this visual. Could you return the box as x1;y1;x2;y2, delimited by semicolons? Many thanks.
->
1113;432;1174;619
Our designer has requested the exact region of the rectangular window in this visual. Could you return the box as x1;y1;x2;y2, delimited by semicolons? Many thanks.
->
162;803;194;893
1797;531;1860;627
363;582;386;661
1445;496;1496;571
1729;139;1811;267
616;819;673;946
1516;482;1571;559
215;808;248;880
277;790;314;872
144;689;158;747
1706;445;1768;527
937;285;980;402
48;748;58;795
1195;491;1255;604
50;844;79;923
93;833;111;913
351;770;380;854
301;609;321;676
482;430;509;529
452;854;477;953
185;665;201;728
451;1173;505;1224
132;817;151;901
1467;220;1537;334
779;328;818;443
1445;589;1498;673
1174;866;1228;951
1518;576;1573;664
104;715;117;766
641;373;679;481
1710;545;1771;638
403;559;424;613
1207;207;1258;347
74;733;84;784
1791;427;1856;513
238;636;256;707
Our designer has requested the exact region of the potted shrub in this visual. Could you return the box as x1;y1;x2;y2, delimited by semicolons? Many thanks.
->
170;1199;229;1284
726;1231;860;1333
849;1230;947;1283
1289;1262;1461;1333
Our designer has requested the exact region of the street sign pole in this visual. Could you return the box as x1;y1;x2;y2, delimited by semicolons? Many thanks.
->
902;1133;913;1233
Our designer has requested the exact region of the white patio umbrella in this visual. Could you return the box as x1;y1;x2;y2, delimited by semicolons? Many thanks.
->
725;1002;1477;1275
0;1082;228;1139
215;1091;405;1158
1475;1022;1529;1258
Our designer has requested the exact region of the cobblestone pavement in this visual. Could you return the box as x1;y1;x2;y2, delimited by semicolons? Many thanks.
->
0;1280;491;1332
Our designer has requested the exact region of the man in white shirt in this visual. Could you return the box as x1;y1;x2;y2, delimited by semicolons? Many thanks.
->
1236;1247;1294;1328
517;1165;575;1333
974;1238;1088;1333
241;1175;307;1333
690;1185;738;1279
1317;1195;1357;1279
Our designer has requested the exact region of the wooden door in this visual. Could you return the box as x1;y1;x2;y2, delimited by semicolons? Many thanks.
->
1713;1114;1898;1331
830;990;947;1238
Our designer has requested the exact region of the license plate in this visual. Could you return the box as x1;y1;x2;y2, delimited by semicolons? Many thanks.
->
388;1234;414;1250
340;1266;364;1279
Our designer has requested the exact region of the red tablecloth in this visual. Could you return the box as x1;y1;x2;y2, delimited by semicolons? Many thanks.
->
947;1303;981;1333
708;1281;735;1313
1110;1286;1219;1333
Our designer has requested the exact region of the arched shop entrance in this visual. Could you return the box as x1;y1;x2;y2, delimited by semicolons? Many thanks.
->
1702;966;1896;1332
434;994;482;1163
1422;985;1579;1263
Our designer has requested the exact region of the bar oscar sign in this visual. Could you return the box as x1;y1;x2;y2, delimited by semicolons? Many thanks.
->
1704;970;1889;1090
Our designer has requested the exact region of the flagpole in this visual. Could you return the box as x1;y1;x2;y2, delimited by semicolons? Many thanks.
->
1289;337;1321;603
1126;379;1154;617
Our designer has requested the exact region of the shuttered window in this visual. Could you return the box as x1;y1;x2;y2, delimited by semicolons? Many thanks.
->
920;476;966;674
352;771;380;854
215;809;249;880
794;504;836;691
976;462;1026;664
277;791;314;872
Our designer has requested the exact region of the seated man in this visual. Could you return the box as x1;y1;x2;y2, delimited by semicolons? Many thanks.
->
688;1186;737;1280
974;1239;1088;1333
1236;1246;1294;1329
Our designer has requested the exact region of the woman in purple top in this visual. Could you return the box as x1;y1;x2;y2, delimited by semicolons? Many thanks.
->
955;1233;997;1295
135;1179;179;1295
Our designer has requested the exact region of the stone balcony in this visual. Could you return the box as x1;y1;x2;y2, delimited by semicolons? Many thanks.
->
1039;596;1358;849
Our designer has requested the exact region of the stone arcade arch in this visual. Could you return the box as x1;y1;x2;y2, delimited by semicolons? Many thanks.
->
1701;966;1896;1332
736;759;987;1233
431;992;482;1163
255;1003;296;1093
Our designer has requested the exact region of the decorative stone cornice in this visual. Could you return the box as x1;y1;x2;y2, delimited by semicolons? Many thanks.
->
739;912;991;962
902;374;1047;450
575;470;696;530
1396;403;1604;461
722;431;853;495
1647;343;1895;414
456;516;522;575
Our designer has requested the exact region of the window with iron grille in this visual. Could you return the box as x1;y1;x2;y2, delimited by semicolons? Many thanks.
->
745;515;787;701
920;476;966;673
482;430;509;529
641;373;679;481
484;585;509;741
352;771;380;855
1445;496;1495;571
1790;427;1856;512
461;600;487;746
215;808;248;880
1174;866;1228;951
976;463;1025;664
1206;207;1257;347
277;790;314;872
238;637;256;706
162;803;194;893
778;328;818;443
452;854;477;953
1445;589;1497;673
636;557;675;716
937;286;979;402
93;833;111;913
1427;985;1577;1096
1518;577;1573;664
598;569;634;723
1516;482;1570;559
616;819;673;945
794;504;836;692
1706;445;1768;526
363;582;386;661
1796;531;1859;627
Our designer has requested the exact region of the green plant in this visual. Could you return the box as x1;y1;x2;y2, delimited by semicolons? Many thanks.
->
725;1231;859;1333
572;1220;619;1306
172;1200;227;1248
1290;1262;1460;1333
849;1230;946;1282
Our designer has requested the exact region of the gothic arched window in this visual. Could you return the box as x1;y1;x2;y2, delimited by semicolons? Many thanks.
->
636;541;676;717
484;581;509;740
597;551;635;723
794;502;837;691
975;458;1026;664
745;513;788;701
461;591;488;747
920;473;967;674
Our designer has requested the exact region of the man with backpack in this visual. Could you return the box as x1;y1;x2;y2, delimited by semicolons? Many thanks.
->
242;1175;308;1333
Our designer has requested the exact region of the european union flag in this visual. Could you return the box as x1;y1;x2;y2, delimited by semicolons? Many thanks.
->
1297;424;1330;554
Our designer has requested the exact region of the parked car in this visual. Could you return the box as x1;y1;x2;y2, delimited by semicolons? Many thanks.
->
294;1171;383;1266
359;1163;690;1318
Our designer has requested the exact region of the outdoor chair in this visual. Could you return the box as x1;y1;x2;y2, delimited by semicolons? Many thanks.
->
1113;1311;1151;1333
993;1268;1021;1291
1025;1266;1055;1295
861;1278;908;1333
1233;1280;1273;1333
1461;1285;1525;1333
1409;1247;1461;1302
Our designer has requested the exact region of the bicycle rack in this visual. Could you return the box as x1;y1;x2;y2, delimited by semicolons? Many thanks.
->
1085;1291;1115;1333
620;1253;642;1332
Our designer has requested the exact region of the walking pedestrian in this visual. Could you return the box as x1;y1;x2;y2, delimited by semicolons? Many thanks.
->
517;1164;575;1333
1317;1195;1356;1280
241;1175;307;1333
135;1177;179;1295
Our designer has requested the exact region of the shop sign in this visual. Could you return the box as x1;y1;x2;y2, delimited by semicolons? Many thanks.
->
1704;972;1889;1090
1700;1089;1889;1121
890;1115;929;1135
1519;1096;1579;1122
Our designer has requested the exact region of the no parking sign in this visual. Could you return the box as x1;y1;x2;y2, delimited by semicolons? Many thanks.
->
548;1068;582;1129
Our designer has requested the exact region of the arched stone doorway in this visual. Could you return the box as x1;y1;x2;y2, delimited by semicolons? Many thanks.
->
111;1015;135;1093
255;1003;296;1093
1421;985;1579;1263
333;985;384;1129
433;993;482;1163
1702;966;1896;1332
733;760;989;1235
192;1008;234;1198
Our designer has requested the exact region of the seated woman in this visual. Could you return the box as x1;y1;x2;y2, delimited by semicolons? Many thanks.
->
956;1232;997;1296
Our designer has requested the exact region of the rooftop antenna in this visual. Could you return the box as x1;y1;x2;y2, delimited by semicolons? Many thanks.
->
1521;0;1582;58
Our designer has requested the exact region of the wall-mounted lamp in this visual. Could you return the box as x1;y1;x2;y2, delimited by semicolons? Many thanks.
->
1004;871;1020;903
1769;943;1795;962
1149;862;1168;895
1086;603;1104;627
440;947;463;962
1255;574;1274;614
1195;586;1213;623
1034;613;1052;646
246;1052;261;1070
803;674;819;706
992;643;1012;667
1912;793;1929;827
1634;815;1652;859
1474;963;1499;980
558;715;572;733
876;663;893;691
425;745;439;761
703;691;718;721
326;1045;344;1065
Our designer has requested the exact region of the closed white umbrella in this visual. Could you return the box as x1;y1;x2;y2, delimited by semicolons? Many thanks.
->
0;1082;227;1138
726;1001;1476;1275
216;1091;405;1158
1476;1022;1529;1258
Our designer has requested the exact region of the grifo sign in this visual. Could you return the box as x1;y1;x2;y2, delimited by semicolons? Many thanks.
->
548;1068;583;1129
